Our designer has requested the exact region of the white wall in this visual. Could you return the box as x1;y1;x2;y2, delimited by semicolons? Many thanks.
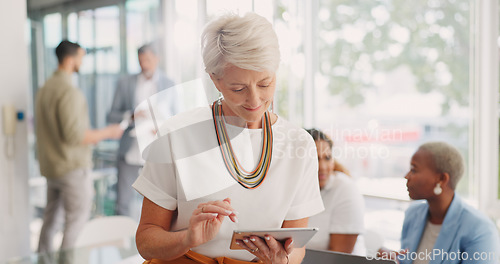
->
0;0;31;261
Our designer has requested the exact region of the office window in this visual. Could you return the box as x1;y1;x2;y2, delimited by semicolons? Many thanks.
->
43;13;61;47
315;0;473;196
274;0;308;125
42;13;61;80
206;0;253;17
172;0;200;82
95;6;120;74
311;0;477;247
75;9;95;75
126;0;161;74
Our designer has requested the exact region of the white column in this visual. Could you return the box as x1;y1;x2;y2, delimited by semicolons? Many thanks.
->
474;0;499;215
0;0;31;261
163;0;178;83
302;0;318;128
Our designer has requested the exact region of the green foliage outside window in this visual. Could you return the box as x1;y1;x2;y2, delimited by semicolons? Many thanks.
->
317;0;470;113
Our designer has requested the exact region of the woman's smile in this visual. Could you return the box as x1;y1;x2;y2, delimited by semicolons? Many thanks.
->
243;105;262;112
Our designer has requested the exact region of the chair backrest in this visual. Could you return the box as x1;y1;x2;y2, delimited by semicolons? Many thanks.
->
303;249;396;264
75;216;138;248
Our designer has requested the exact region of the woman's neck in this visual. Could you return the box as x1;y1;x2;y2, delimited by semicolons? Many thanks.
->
427;192;454;224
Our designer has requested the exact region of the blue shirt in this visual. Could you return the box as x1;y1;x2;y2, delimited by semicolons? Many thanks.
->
399;194;500;264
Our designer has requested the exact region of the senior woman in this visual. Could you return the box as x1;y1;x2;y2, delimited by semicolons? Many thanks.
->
305;129;365;254
378;142;499;264
132;13;324;264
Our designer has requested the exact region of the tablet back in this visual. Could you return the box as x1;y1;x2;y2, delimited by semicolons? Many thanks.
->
303;249;396;264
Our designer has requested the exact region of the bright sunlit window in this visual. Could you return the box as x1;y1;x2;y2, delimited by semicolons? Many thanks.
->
314;0;473;200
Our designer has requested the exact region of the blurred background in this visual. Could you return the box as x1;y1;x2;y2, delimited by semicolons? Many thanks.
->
1;0;499;262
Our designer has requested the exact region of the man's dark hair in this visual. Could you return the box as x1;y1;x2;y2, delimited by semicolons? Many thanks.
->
138;43;159;56
55;40;81;64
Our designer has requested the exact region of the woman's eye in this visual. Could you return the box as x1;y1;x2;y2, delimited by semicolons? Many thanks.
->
318;156;331;161
232;87;244;92
259;84;270;88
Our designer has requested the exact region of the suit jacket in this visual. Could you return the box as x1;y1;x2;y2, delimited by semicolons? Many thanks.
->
399;194;500;264
107;71;178;159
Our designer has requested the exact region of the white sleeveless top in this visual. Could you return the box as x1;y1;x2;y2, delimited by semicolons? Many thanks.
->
133;106;325;261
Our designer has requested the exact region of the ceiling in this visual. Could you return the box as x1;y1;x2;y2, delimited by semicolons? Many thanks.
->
28;0;75;11
27;0;116;13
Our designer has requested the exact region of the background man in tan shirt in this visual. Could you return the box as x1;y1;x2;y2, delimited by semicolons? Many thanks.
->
35;40;123;257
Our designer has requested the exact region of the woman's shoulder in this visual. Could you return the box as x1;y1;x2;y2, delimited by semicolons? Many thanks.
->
326;172;363;200
334;171;355;184
448;196;499;247
326;172;357;191
455;197;496;227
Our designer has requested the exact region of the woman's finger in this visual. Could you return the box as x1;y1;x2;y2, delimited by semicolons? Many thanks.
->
263;235;286;253
195;199;238;222
248;236;269;255
221;198;238;223
197;199;235;212
283;238;294;255
211;199;236;212
237;238;260;255
228;213;238;223
235;240;251;251
191;212;218;223
197;204;233;216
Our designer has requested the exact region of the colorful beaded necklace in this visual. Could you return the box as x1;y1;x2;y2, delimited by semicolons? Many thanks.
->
211;99;273;189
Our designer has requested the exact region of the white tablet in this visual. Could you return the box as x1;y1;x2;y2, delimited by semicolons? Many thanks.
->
230;227;319;250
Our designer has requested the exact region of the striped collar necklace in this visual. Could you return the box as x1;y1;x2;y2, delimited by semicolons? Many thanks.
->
211;99;273;189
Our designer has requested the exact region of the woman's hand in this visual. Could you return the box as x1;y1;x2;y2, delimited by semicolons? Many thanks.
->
236;235;293;264
184;198;238;248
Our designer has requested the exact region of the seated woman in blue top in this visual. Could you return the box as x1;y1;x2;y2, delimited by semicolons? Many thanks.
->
378;141;499;264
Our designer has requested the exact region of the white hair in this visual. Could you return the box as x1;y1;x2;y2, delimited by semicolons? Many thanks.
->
418;141;465;190
201;12;280;77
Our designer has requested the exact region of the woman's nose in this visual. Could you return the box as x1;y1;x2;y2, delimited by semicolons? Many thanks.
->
246;87;260;106
318;160;328;171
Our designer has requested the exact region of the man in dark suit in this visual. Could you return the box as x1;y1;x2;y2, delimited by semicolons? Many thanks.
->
107;43;178;217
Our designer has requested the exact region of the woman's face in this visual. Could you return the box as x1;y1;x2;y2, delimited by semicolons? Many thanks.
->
405;149;440;200
211;65;276;129
315;140;335;189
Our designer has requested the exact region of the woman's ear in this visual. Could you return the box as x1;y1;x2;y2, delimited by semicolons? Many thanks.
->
440;172;450;189
210;73;222;92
